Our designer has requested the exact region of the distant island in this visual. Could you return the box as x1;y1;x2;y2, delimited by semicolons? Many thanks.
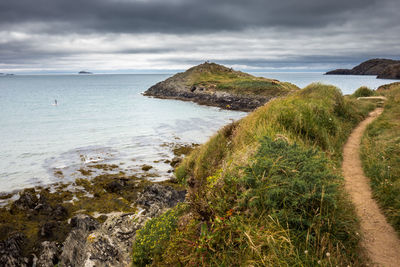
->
78;71;93;74
326;58;400;79
144;62;299;111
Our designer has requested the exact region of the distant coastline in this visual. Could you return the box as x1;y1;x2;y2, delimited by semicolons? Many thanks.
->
326;58;400;79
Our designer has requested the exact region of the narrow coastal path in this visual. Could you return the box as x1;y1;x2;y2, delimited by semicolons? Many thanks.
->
342;108;400;267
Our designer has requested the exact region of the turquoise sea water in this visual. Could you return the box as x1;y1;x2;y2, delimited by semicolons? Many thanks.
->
0;73;398;193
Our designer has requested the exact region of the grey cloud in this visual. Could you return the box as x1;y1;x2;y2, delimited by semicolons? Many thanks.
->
0;0;395;34
0;0;399;72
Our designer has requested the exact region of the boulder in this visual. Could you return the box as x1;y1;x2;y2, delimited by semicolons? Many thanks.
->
0;233;29;267
37;241;60;267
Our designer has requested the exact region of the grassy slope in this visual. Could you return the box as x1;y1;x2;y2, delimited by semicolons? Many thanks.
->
361;84;400;233
177;62;299;97
132;83;376;266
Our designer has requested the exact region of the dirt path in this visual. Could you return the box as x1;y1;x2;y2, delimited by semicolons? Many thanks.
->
342;108;400;267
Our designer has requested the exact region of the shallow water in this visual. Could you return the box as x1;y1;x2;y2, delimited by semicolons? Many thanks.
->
0;73;398;193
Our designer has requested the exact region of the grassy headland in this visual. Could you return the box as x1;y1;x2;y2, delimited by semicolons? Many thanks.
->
132;83;377;266
182;62;297;97
361;83;400;233
144;62;299;111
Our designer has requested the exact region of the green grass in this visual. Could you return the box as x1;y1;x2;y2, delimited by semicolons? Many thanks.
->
361;84;400;233
132;83;376;266
352;86;376;98
182;62;299;97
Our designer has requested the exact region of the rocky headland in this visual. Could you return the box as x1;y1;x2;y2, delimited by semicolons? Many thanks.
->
326;58;400;79
144;62;299;111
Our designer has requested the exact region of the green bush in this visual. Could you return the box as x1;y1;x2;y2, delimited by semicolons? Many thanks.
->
352;86;375;97
131;203;187;266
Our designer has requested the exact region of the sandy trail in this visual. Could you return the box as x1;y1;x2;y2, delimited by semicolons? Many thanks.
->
342;108;400;267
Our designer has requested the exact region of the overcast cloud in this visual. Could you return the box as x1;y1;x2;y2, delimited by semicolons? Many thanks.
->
0;0;399;72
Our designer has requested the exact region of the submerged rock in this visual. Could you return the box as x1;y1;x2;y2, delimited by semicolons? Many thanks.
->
12;189;38;211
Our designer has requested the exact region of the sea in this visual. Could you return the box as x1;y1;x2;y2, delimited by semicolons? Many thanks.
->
0;72;398;193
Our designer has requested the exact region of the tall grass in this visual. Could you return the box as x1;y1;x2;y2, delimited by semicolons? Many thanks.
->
352;86;376;98
361;85;400;232
133;83;376;266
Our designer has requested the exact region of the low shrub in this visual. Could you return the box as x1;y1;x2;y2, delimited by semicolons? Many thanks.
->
131;203;187;266
352;86;375;98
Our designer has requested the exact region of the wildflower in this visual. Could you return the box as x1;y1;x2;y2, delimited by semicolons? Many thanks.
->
317;260;321;264
304;250;308;255
326;252;330;257
226;209;234;217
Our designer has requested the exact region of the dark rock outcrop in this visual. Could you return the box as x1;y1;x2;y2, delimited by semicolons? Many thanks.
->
145;86;270;111
377;64;400;79
326;58;400;79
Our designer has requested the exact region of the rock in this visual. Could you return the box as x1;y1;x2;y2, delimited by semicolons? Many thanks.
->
104;180;125;193
33;203;52;214
0;232;29;267
377;64;400;79
136;184;186;211
141;164;153;171
326;58;400;79
59;184;186;267
60;214;100;266
52;204;68;219
12;189;38;210
60;213;146;266
39;221;58;238
70;214;100;232
170;156;182;167
37;241;60;267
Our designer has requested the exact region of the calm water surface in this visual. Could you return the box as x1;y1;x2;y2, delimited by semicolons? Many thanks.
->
0;73;398;192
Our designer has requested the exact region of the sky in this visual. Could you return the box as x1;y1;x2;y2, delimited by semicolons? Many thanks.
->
0;0;399;73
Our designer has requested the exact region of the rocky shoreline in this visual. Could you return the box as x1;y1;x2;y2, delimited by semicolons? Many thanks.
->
144;86;272;111
0;142;195;266
0;184;186;266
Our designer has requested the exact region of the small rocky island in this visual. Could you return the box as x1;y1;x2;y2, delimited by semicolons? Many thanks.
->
144;62;299;111
78;71;93;74
326;58;400;79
